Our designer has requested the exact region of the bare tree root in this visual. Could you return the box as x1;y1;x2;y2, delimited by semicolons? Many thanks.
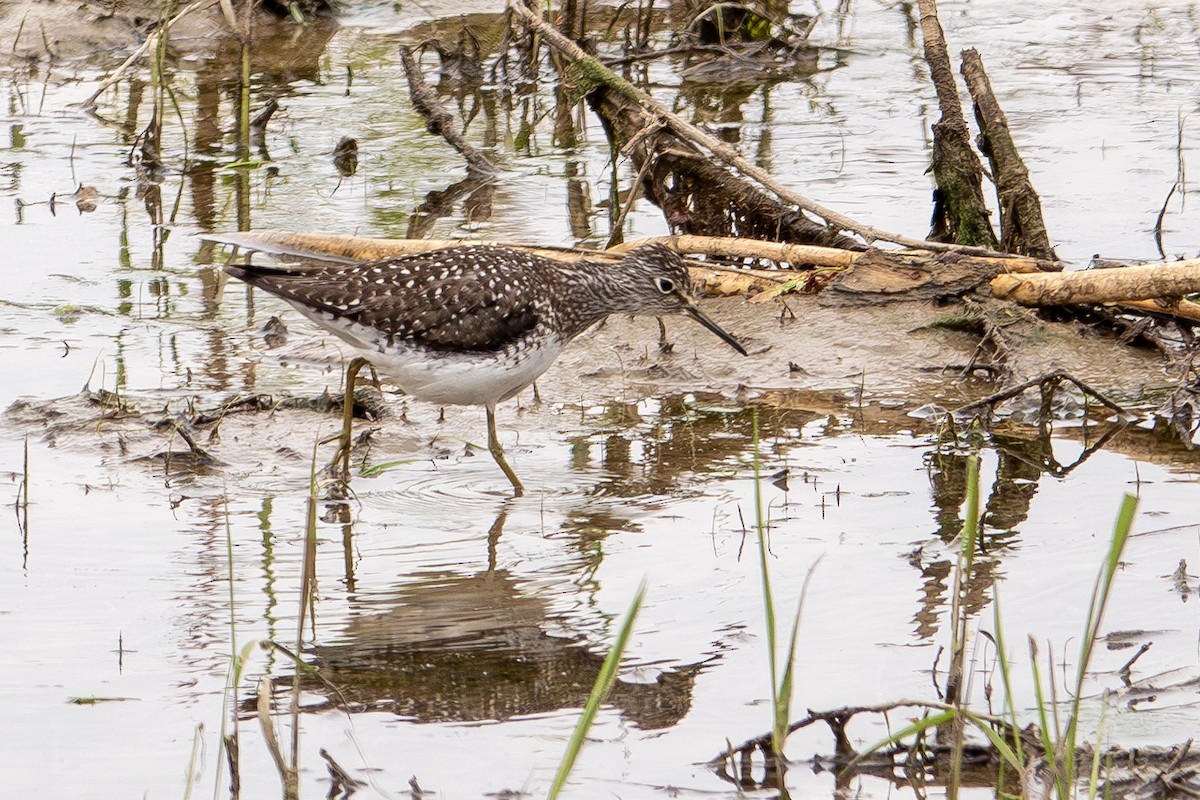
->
961;49;1056;260
399;44;497;177
507;0;1013;258
917;0;998;248
953;370;1129;431
710;702;1200;799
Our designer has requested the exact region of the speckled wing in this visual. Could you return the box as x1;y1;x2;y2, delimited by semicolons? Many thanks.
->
225;246;543;352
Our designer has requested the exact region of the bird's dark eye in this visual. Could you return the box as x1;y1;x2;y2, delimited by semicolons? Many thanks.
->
655;277;675;294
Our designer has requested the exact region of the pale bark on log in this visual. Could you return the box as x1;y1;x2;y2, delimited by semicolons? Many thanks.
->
203;231;788;296
991;260;1200;306
1119;298;1200;323
691;266;791;296
614;234;1048;274
961;48;1056;260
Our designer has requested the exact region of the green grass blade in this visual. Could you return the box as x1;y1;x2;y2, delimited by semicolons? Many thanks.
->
359;458;422;477
947;456;981;703
1086;694;1112;800
751;410;779;701
1065;494;1137;789
1072;494;1137;697
945;456;981;800
214;491;241;800
182;722;204;800
959;709;1024;772
547;581;646;800
847;709;957;772
775;556;821;754
990;589;1026;771
1028;636;1065;796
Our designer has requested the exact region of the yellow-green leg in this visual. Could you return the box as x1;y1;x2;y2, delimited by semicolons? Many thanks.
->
334;356;370;481
657;316;670;350
486;404;524;497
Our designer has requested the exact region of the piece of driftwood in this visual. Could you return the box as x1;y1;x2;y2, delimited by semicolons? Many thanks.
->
507;0;1013;258
821;249;1009;305
612;234;1050;274
961;48;1056;260
203;231;790;296
991;259;1200;308
917;0;998;248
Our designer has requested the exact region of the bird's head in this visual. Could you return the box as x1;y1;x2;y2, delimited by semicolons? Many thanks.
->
619;244;748;356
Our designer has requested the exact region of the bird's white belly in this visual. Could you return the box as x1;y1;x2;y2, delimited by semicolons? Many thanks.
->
376;340;563;406
289;303;562;406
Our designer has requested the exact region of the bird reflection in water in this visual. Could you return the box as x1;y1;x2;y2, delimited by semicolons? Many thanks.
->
280;502;706;728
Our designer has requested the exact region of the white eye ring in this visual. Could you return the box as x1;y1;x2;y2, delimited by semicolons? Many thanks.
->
655;277;675;294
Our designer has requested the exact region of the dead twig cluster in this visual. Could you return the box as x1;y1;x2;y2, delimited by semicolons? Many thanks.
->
711;700;1200;798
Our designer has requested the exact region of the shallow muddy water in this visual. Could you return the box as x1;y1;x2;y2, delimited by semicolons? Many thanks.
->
2;1;1200;798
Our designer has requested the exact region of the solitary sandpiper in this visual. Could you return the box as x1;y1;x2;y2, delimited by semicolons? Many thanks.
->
224;243;747;494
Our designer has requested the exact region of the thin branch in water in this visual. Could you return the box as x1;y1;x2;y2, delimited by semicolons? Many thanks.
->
1154;182;1178;261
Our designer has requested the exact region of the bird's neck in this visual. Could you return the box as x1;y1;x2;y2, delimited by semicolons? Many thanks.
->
547;259;645;341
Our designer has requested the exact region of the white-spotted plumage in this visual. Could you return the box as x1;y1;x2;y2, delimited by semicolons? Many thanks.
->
226;244;746;408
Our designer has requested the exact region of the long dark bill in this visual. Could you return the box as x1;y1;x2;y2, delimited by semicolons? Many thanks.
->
684;304;748;356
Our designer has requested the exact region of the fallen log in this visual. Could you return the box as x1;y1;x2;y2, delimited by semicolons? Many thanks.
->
612;234;1049;274
990;260;1200;307
202;231;791;296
